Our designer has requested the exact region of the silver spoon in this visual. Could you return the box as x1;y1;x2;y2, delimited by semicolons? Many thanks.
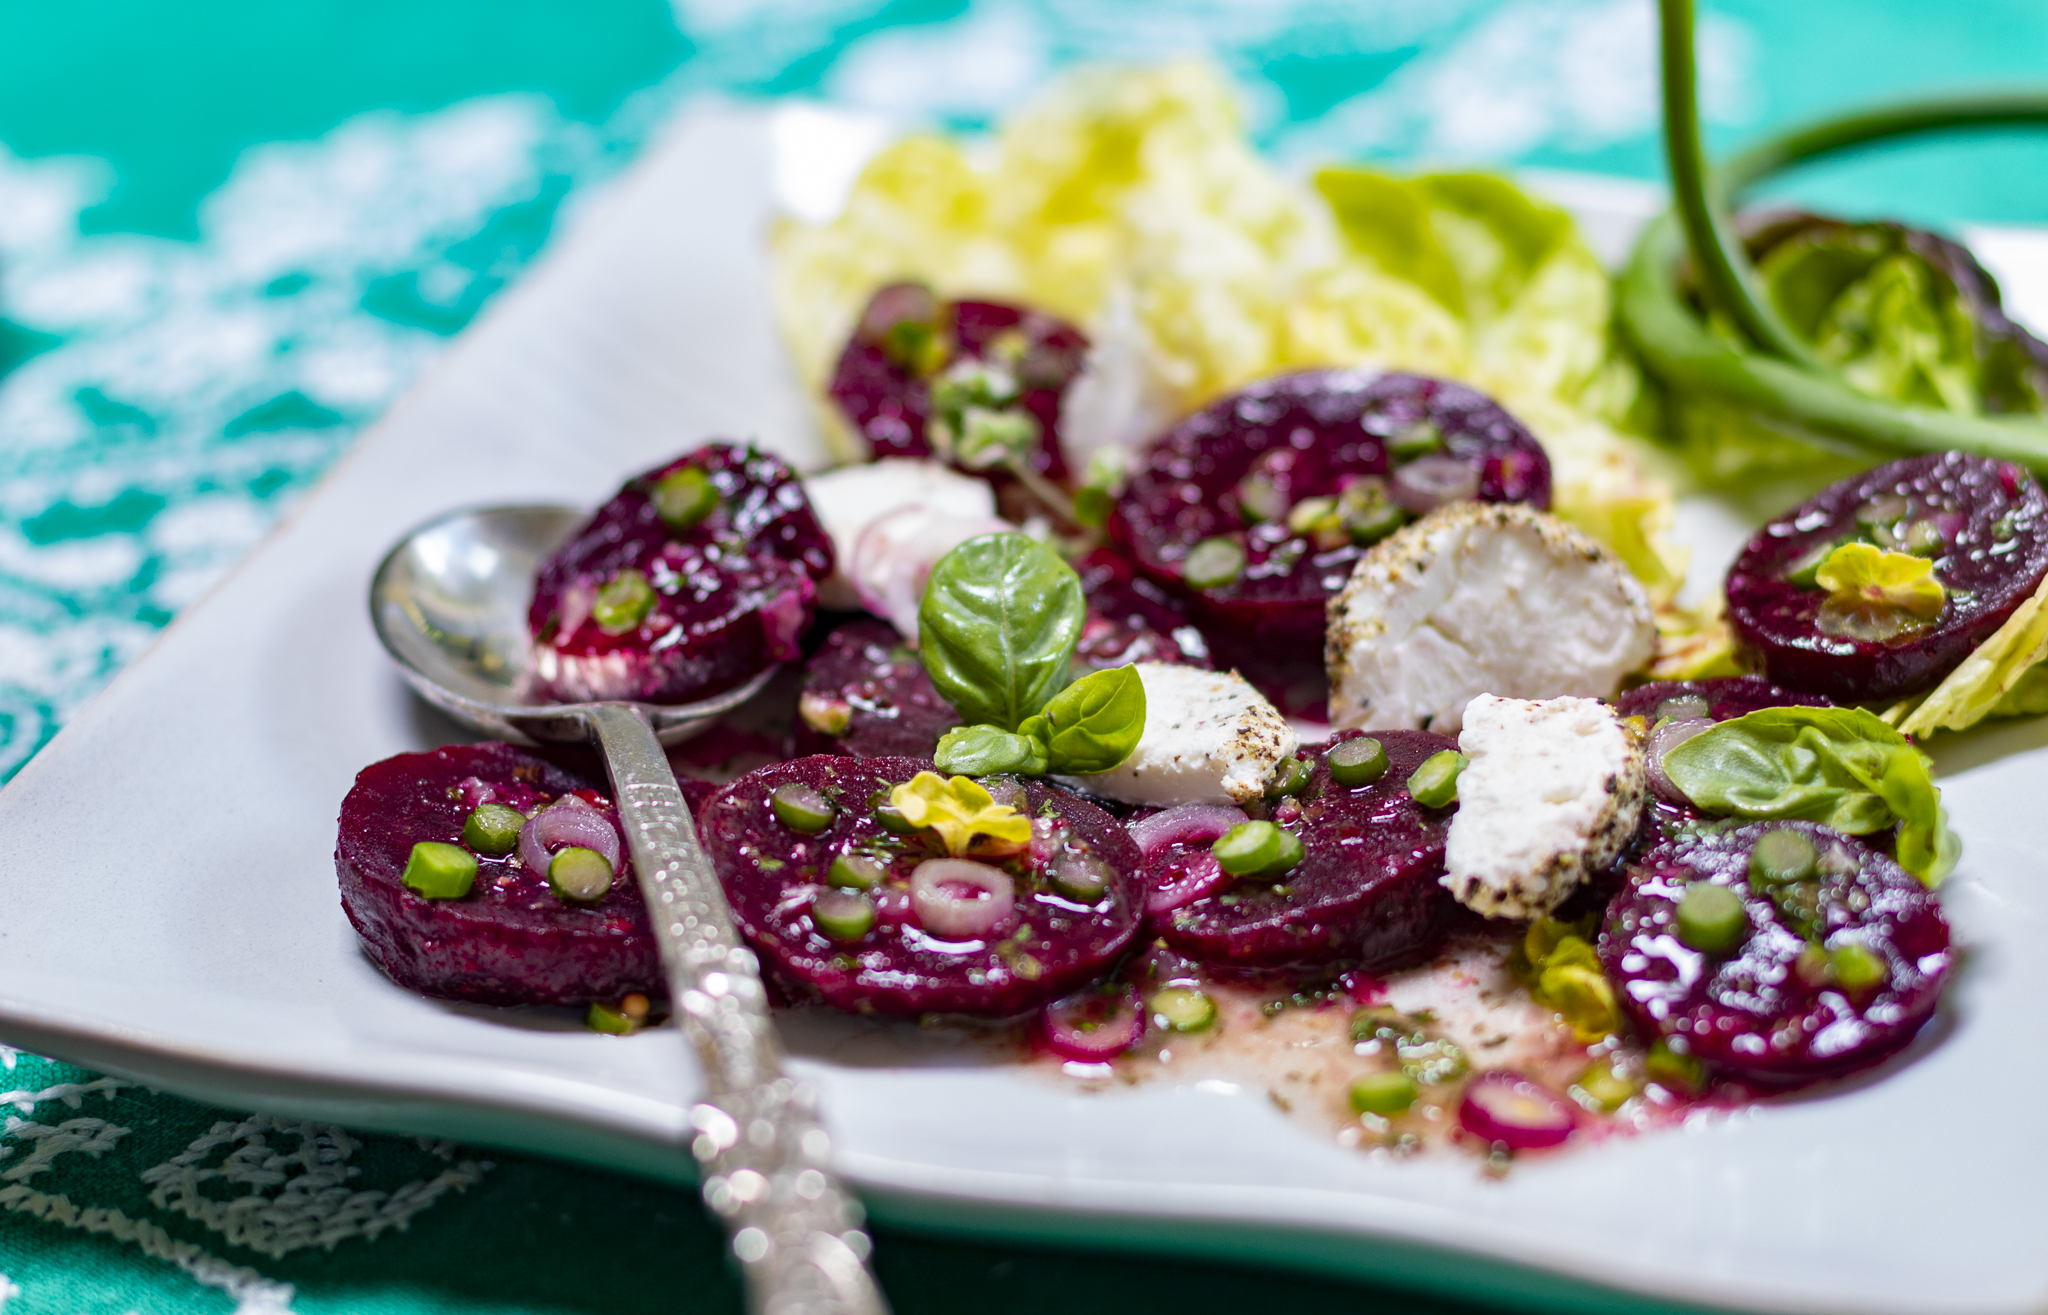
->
371;503;889;1315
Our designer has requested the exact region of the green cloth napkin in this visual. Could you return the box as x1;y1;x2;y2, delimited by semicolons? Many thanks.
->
3;1;2044;1310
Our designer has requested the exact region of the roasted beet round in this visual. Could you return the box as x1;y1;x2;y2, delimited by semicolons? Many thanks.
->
827;288;1085;486
1158;730;1458;973
528;442;834;704
795;619;961;759
700;756;1144;1016
336;742;700;1007
1111;370;1550;653
1725;452;2048;703
1071;548;1212;673
1601;819;1951;1082
1613;676;1832;724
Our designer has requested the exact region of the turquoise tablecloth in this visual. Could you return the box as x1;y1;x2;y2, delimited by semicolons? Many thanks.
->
2;2;2043;1310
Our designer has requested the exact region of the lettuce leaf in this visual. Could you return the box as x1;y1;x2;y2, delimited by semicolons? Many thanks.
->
770;64;1684;598
1662;706;1957;886
1896;570;2048;738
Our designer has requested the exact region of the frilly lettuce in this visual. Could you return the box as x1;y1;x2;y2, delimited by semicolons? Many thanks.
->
1894;571;2048;738
770;63;1685;599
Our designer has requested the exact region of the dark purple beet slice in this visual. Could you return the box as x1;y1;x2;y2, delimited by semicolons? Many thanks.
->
1600;819;1951;1082
826;290;1085;486
1159;730;1459;973
1724;452;2048;703
1111;370;1551;655
795;619;961;759
1613;677;1832;723
336;742;711;1007
1071;548;1212;673
701;756;1144;1016
528;442;834;704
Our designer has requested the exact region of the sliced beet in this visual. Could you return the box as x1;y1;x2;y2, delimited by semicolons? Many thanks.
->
336;742;711;1007
1725;452;2048;703
827;288;1085;486
700;756;1144;1017
1111;370;1551;656
1600;819;1951;1082
1614;676;1832;724
528;442;834;704
795;619;961;759
1071;547;1211;672
1158;730;1459;973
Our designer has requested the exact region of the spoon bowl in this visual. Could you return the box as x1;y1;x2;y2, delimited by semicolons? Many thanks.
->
369;503;775;744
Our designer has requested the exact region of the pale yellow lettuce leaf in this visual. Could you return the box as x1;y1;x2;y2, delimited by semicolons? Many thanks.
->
1898;572;2048;738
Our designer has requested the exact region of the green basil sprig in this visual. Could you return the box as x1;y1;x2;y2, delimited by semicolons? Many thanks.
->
918;532;1145;777
1020;663;1147;774
1660;706;1958;885
931;725;1050;777
919;532;1084;730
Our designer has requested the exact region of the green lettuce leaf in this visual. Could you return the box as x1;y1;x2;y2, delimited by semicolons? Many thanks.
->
1661;706;1958;885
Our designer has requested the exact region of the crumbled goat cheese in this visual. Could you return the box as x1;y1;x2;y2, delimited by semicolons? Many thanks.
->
1443;694;1647;919
1327;502;1655;737
1074;663;1297;807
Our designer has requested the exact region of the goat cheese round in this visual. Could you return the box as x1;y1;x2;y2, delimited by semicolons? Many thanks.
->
1327;502;1655;736
1071;663;1297;807
1443;695;1647;920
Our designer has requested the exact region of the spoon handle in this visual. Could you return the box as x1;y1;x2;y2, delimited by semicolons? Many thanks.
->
588;703;890;1315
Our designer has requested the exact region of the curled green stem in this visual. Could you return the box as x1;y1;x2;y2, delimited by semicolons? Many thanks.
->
1658;0;1820;369
1632;0;2048;472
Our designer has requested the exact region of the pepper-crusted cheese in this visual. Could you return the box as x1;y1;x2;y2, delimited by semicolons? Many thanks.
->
1073;663;1296;806
1327;502;1655;736
1442;694;1646;919
802;458;996;609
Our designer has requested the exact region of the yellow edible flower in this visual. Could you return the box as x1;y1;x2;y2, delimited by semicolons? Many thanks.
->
888;772;1032;858
1814;542;1947;642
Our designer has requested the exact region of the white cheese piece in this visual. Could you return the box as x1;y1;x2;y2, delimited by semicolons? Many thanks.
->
1327;501;1655;737
802;459;996;609
1073;663;1297;807
1443;694;1647;919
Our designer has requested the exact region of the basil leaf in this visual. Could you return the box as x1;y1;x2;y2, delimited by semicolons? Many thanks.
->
1018;664;1147;775
918;532;1084;731
1661;706;1957;885
933;725;1049;777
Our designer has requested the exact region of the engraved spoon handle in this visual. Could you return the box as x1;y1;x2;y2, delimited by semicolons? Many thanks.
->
587;703;890;1315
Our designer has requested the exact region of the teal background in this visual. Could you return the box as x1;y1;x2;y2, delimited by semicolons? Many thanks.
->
0;2;2042;1311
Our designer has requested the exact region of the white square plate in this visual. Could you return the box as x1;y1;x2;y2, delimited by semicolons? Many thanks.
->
2;101;2044;1315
